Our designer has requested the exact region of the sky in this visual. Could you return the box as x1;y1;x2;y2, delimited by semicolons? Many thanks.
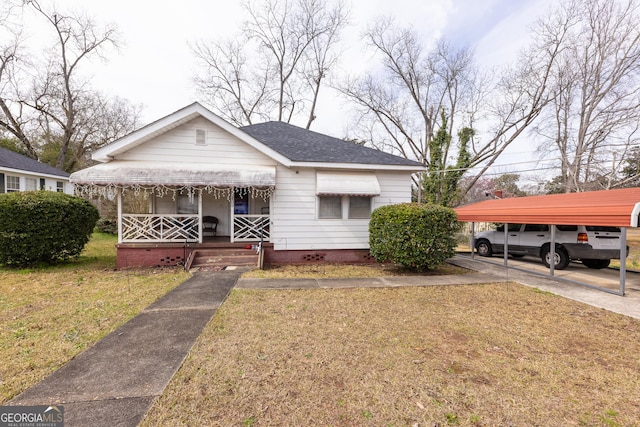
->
16;0;556;181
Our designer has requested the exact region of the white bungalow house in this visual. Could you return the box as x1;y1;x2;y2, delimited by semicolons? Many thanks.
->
0;146;72;194
70;102;425;268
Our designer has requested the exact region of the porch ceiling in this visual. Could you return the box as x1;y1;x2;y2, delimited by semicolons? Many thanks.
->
69;161;276;187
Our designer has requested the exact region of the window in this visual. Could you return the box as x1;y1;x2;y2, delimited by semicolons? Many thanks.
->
496;224;522;232
319;196;374;219
6;176;19;192
177;194;198;214
349;196;371;219
195;129;206;145
523;224;548;232
56;181;64;193
318;196;343;219
25;178;37;191
586;226;621;232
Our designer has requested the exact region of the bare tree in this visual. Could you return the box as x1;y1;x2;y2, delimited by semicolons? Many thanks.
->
0;2;37;158
192;38;274;126
193;0;348;127
297;0;348;128
338;18;559;203
532;0;640;192
0;1;140;171
38;95;141;171
26;0;121;169
340;20;469;164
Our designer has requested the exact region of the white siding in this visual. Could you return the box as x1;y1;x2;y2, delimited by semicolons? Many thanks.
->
374;170;413;208
116;117;276;166
270;167;414;250
0;169;72;195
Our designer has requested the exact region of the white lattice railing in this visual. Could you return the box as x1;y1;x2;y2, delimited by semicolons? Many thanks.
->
233;215;270;242
122;214;199;242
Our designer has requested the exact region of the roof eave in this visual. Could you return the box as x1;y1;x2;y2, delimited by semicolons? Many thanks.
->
286;161;425;171
0;166;70;180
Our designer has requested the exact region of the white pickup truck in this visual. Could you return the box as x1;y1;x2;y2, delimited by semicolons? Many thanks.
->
474;224;626;269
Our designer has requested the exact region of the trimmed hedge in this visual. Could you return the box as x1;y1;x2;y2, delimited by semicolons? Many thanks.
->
0;191;99;267
369;203;459;271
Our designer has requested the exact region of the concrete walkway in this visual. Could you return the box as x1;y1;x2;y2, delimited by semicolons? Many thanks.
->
7;268;246;427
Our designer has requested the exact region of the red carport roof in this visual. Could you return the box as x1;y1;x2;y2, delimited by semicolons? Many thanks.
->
454;187;640;227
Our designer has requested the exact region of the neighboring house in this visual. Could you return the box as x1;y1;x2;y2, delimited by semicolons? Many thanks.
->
69;102;425;268
0;146;72;194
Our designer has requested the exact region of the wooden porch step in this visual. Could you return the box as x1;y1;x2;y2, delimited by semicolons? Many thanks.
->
188;248;259;269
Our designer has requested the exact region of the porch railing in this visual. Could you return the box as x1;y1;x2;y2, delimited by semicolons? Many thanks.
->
233;215;270;242
121;214;199;242
120;214;270;243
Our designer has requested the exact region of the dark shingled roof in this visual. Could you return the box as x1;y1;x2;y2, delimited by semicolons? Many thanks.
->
240;121;423;167
0;146;70;177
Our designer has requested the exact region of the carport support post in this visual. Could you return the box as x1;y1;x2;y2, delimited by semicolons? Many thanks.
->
549;225;555;277
620;227;627;296
471;222;475;259
503;223;508;267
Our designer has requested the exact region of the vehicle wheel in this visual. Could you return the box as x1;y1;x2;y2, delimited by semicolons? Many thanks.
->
582;259;610;269
541;245;570;270
476;239;493;257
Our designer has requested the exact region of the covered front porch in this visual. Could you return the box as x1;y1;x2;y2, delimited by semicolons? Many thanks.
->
117;188;271;244
71;161;275;245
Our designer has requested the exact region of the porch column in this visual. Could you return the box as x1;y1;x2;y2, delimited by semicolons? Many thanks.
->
230;187;235;243
117;189;123;244
198;189;203;244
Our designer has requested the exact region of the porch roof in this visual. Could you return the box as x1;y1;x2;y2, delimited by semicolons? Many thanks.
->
69;161;276;188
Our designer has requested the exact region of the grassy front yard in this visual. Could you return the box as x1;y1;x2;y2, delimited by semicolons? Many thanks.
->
0;233;189;403
143;284;640;426
3;233;640;426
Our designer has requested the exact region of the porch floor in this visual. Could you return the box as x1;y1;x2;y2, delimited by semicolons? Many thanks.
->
117;237;271;248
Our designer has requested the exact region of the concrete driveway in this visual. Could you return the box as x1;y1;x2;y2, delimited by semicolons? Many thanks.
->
461;253;640;295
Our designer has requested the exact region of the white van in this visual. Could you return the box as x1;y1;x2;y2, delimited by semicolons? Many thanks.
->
474;224;626;269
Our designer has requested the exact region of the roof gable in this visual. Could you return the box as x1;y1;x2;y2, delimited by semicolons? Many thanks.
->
240;121;424;168
91;102;290;164
0;146;69;178
92;102;424;171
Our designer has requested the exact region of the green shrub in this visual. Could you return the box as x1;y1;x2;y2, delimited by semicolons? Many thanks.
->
0;191;99;267
95;217;118;235
369;203;460;271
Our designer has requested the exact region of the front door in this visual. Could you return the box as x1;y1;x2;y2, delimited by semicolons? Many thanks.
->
202;193;230;237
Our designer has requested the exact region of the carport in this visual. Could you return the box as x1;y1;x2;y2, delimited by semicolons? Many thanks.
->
454;187;640;296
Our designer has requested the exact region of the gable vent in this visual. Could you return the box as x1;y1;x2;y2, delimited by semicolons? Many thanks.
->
195;129;206;145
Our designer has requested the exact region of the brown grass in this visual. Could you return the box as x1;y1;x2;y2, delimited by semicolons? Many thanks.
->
243;262;468;279
0;233;189;402
143;284;640;427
